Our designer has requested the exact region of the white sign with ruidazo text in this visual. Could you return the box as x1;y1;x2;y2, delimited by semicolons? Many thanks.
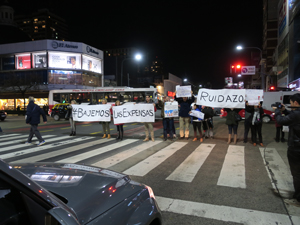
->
197;89;246;108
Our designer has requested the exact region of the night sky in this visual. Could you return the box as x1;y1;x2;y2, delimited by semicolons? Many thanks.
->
9;0;263;88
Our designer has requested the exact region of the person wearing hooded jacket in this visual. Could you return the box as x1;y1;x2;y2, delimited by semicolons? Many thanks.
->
246;101;264;146
25;96;47;146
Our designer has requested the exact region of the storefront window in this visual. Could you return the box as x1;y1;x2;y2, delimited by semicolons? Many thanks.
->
48;70;82;85
0;98;48;111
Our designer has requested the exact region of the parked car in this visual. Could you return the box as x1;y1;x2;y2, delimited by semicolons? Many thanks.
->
220;108;273;123
50;103;70;121
0;110;7;121
0;159;162;225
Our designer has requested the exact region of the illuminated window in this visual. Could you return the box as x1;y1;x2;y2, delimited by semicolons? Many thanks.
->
42;25;46;28
34;26;38;29
34;30;38;33
23;21;27;24
34;18;38;22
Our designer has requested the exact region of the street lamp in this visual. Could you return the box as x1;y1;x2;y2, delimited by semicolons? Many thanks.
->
121;54;142;86
236;45;265;90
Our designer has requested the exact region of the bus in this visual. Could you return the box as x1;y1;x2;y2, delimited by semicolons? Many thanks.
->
48;87;158;114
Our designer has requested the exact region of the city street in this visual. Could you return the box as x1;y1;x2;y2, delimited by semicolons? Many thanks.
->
0;113;300;225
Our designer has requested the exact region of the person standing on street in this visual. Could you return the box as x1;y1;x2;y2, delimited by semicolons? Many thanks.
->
189;103;203;142
67;100;77;136
246;101;264;146
143;95;157;142
225;108;241;144
25;96;47;146
175;91;194;140
274;93;300;207
160;96;174;141
100;99;111;139
202;106;214;139
114;100;124;141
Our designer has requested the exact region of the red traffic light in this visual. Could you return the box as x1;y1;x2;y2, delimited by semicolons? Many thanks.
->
236;65;241;69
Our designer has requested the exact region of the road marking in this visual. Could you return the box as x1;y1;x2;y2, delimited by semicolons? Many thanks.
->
166;144;215;182
259;147;294;193
0;135;55;149
55;139;138;163
156;196;300;225
61;127;70;130
0;133;20;138
0;134;28;142
82;124;92;127
0;136;94;159
123;142;187;176
90;131;102;134
217;145;246;188
92;140;162;168
11;138;111;164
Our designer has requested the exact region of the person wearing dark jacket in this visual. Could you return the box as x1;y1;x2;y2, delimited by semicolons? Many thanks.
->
246;102;264;146
244;101;252;143
274;93;300;207
189;104;203;142
25;96;47;146
175;91;194;139
225;108;241;144
159;96;173;141
202;106;214;139
67;100;77;136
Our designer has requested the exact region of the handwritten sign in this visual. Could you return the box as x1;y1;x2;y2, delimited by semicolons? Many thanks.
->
72;105;111;122
176;85;191;97
113;104;155;124
245;89;263;105
190;110;204;120
197;89;246;108
164;102;178;118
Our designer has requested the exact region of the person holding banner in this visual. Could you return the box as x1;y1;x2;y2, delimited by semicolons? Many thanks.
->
159;96;174;141
175;91;194;140
189;104;203;142
202;106;214;139
114;100;124;141
100;99;112;139
143;95;157;142
67;100;77;136
225;108;241;144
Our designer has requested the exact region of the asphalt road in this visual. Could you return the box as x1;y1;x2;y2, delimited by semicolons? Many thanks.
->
0;113;299;225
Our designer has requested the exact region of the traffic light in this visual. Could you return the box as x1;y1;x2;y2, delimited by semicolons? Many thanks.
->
269;86;276;91
230;64;242;74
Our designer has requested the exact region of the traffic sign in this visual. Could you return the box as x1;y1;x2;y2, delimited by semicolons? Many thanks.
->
241;66;256;75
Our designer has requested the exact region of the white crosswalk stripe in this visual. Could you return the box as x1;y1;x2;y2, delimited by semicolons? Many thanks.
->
92;140;162;168
0;135;55;146
217;145;246;188
0;134;29;141
0;133;20;138
123;142;188;176
166;144;215;182
55;139;139;163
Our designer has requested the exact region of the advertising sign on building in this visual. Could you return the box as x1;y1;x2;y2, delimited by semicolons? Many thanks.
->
288;78;300;90
48;52;81;69
33;53;47;68
16;54;31;70
82;55;102;73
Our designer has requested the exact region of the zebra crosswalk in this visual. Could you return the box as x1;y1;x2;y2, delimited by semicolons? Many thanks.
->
0;133;294;193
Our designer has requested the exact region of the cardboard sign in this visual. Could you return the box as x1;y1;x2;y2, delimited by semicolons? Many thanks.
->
164;102;179;118
72;105;111;122
176;85;192;97
113;104;155;124
197;89;246;108
190;110;204;119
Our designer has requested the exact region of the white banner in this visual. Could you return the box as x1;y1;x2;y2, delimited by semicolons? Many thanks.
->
72;105;111;122
113;104;155;124
190;110;204;119
245;89;263;105
197;89;246;108
164;102;179;118
176;85;191;97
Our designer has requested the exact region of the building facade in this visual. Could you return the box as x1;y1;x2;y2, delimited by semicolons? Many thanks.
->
0;39;103;110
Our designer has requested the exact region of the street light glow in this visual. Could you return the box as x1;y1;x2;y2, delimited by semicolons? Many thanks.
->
183;78;187;82
135;54;142;60
236;46;243;50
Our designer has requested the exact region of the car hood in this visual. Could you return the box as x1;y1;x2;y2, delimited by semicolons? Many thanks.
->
15;163;145;224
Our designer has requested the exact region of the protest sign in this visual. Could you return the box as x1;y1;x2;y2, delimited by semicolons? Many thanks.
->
197;88;246;108
190;110;204;119
72;105;111;122
245;89;263;105
164;102;178;118
113;104;155;124
176;85;192;97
